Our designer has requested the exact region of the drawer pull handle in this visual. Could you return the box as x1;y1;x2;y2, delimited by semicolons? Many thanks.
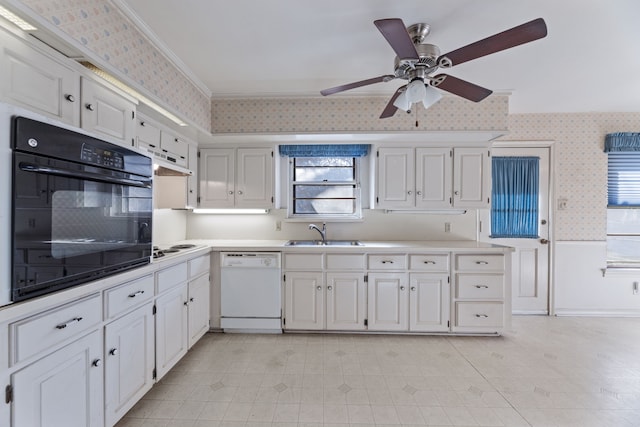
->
475;314;489;318
475;261;489;265
475;285;489;289
381;260;394;264
128;290;145;298
423;261;436;264
55;317;83;329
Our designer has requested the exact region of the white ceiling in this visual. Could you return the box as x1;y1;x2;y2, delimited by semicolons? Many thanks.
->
119;0;640;114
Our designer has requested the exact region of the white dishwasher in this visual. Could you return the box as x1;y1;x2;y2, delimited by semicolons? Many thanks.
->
220;252;282;333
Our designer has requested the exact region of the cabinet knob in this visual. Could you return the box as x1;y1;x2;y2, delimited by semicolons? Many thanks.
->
454;190;460;195
228;191;234;195
416;191;422;195
109;348;118;356
327;285;333;291
174;138;179;142
184;300;189;306
190;297;194;302
237;190;243;195
140;121;145;127
400;286;405;291
64;94;75;102
407;191;412;195
85;103;94;111
92;359;102;367
540;238;549;244
316;286;322;291
410;286;416;291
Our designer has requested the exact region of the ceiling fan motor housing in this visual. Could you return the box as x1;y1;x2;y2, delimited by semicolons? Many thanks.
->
394;43;440;80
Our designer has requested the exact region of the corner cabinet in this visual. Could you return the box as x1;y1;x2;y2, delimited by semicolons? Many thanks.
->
199;147;274;208
376;146;491;210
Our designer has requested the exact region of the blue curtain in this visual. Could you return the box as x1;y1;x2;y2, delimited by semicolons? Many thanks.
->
604;133;640;152
491;156;539;238
279;144;370;157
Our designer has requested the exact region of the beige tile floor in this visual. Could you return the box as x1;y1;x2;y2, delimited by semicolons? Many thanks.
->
116;316;640;427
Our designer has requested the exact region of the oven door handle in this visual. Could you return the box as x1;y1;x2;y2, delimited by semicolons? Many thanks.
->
19;162;152;188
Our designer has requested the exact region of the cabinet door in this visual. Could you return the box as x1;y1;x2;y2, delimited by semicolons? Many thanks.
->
12;330;103;427
453;148;491;208
415;148;453;209
326;272;366;330
367;272;408;331
136;116;161;151
187;143;198;208
199;148;235;207
284;272;324;330
376;147;414;209
80;77;136;146
0;32;79;126
188;273;211;348
409;273;450;332
155;284;188;380
104;304;154;427
236;148;273;208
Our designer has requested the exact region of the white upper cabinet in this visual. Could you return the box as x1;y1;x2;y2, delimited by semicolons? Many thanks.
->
0;28;80;126
199;147;274;209
376;146;490;210
453;147;491;208
80;77;136;147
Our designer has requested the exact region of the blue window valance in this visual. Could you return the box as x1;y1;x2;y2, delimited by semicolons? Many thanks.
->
491;156;539;239
279;144;370;158
604;133;640;152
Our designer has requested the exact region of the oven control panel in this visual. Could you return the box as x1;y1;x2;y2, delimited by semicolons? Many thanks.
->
80;144;125;169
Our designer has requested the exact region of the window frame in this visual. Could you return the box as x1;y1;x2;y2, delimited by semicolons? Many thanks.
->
286;156;363;220
606;151;640;266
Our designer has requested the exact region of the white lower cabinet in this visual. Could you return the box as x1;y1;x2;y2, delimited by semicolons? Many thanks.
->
284;271;324;330
326;272;367;331
187;273;211;348
155;283;189;380
11;329;104;427
367;272;408;331
104;303;154;427
409;273;450;332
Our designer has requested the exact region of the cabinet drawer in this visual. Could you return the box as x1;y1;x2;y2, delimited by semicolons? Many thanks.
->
409;254;449;271
326;253;364;270
456;274;504;299
104;274;154;319
284;253;324;270
455;254;504;271
10;294;101;365
367;254;406;270
189;254;210;279
156;262;188;294
161;132;189;158
455;302;504;328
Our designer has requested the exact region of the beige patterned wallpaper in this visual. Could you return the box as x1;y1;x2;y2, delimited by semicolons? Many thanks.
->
212;95;508;133
18;0;211;130
506;113;640;241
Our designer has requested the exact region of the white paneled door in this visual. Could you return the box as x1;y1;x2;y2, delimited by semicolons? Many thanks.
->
479;145;551;314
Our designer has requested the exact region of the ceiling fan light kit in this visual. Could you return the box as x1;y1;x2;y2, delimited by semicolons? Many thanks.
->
320;17;547;119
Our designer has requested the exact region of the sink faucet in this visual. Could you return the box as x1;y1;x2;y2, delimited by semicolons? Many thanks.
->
308;223;327;243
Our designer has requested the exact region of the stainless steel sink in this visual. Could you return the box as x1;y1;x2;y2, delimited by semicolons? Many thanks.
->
285;240;363;246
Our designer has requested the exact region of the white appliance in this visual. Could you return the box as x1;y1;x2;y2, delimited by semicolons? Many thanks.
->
220;252;282;333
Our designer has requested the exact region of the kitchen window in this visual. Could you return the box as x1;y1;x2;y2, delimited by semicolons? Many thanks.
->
605;133;640;266
279;144;370;219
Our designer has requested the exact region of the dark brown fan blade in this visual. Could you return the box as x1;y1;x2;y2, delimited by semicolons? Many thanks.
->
430;74;492;102
438;18;547;67
379;86;405;119
320;75;395;96
374;18;419;60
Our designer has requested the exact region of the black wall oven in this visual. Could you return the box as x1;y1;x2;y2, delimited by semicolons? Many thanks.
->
12;117;153;302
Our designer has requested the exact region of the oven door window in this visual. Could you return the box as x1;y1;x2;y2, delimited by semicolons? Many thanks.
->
13;153;152;301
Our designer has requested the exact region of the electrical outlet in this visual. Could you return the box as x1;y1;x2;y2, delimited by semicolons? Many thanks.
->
557;198;568;210
444;222;451;233
275;221;281;231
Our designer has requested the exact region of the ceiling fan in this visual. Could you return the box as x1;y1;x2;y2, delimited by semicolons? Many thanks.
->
320;17;547;118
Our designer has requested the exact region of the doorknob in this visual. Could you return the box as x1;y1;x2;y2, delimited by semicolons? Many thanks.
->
540;239;549;244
